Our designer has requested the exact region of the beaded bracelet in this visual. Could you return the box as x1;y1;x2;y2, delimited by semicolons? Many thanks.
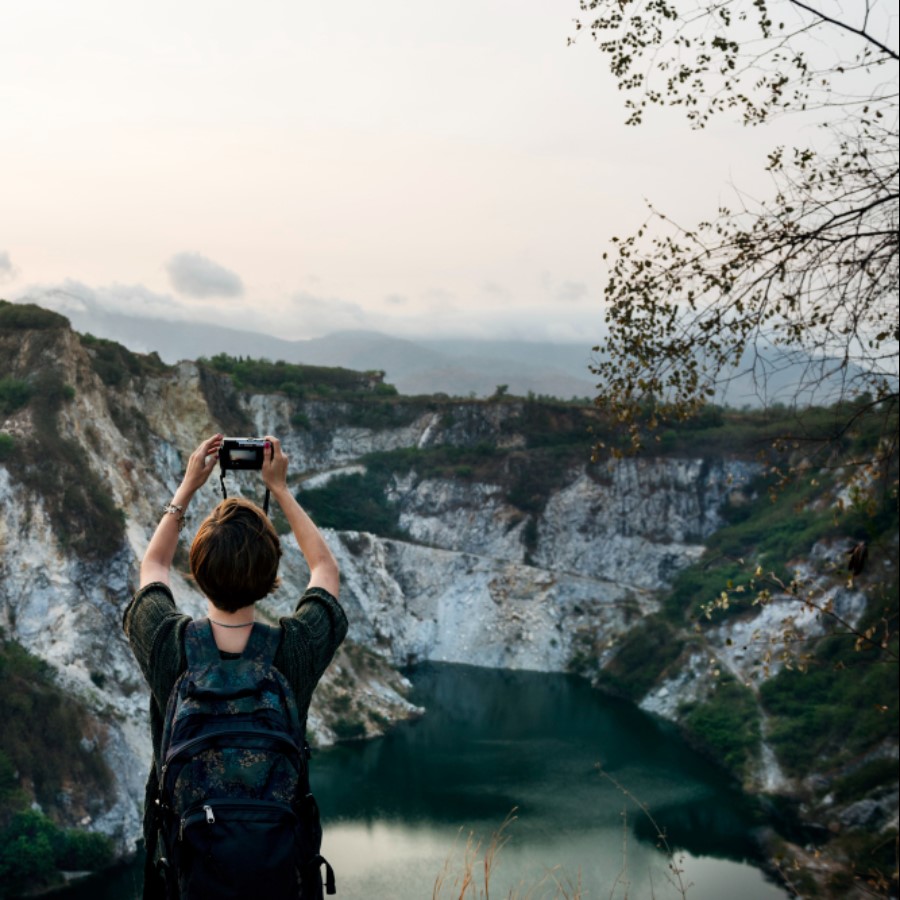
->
162;502;186;532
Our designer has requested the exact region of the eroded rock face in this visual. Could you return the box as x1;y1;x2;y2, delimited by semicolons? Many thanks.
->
0;468;150;849
329;530;639;671
389;459;759;590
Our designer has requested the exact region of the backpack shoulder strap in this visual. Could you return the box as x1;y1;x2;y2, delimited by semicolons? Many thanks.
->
185;619;281;670
243;622;305;741
240;621;282;666
184;618;220;669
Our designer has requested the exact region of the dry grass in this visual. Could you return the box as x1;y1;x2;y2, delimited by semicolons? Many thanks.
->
432;809;584;900
596;767;690;900
432;770;695;900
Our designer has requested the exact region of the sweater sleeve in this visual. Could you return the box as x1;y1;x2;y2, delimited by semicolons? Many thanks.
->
122;581;190;712
275;586;348;709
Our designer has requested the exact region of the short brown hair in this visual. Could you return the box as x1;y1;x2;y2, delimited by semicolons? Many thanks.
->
189;498;282;612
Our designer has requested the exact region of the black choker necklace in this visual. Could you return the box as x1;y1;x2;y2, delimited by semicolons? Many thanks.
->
209;618;254;628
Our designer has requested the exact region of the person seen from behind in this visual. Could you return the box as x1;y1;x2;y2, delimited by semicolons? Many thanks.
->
123;434;346;899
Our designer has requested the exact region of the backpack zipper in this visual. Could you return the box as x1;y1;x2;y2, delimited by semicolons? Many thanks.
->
178;799;295;841
178;804;216;840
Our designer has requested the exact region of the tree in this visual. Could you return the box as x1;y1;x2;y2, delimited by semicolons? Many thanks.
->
576;0;898;474
574;12;899;891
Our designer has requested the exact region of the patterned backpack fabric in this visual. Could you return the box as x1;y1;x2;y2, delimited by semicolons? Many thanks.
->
156;619;335;900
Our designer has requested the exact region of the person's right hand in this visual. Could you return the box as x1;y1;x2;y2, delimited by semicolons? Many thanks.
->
261;435;289;492
181;433;223;494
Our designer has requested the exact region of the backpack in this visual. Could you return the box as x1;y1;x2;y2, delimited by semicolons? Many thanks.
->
155;618;336;900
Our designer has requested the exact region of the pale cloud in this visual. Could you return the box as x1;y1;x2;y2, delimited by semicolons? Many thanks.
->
423;288;456;305
18;280;194;321
15;276;602;346
290;290;371;333
483;281;511;299
540;273;590;304
166;252;244;299
0;251;19;284
558;281;588;303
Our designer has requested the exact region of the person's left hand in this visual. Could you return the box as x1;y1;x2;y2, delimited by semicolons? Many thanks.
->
261;435;289;493
182;433;223;493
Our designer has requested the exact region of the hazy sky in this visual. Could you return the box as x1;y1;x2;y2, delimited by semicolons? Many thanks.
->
2;0;802;343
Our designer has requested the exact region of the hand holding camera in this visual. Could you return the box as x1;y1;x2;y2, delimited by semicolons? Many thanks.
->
218;435;290;512
182;433;224;494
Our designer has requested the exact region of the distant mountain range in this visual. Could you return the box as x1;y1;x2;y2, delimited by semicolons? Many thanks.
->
16;299;880;407
40;304;600;400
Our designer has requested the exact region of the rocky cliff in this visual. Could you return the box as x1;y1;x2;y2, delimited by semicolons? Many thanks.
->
1;307;896;894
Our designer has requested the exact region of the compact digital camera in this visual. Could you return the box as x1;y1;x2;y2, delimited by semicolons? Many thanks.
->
219;437;268;470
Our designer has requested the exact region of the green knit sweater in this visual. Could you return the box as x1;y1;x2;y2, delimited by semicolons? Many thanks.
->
123;581;348;899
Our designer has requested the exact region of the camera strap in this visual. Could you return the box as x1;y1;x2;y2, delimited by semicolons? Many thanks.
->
219;470;271;515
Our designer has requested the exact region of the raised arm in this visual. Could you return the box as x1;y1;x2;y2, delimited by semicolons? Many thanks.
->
262;435;340;598
140;433;223;588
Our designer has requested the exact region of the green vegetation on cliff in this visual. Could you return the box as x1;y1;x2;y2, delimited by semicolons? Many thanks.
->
586;619;685;703
0;633;114;897
0;378;32;417
200;352;397;398
760;599;899;777
655;491;897;789
679;678;762;775
297;468;408;539
79;332;170;387
0;300;69;331
0;810;113;899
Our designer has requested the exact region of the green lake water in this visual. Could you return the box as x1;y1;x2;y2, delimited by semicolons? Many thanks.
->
55;663;788;899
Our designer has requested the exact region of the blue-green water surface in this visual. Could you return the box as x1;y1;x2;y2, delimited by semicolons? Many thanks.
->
312;663;786;899
54;663;787;899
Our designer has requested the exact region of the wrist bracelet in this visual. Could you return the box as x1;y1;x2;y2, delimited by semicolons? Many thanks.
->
162;502;186;532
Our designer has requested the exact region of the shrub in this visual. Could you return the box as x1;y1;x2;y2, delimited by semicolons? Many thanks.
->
0;810;113;896
507;398;604;449
79;333;170;386
663;558;749;623
680;678;761;775
297;471;406;538
56;828;114;871
0;434;13;461
339;399;421;429
201;353;395;398
595;617;684;700
0;811;57;892
332;717;366;740
831;758;899;804
0;378;32;416
0;300;69;330
760;633;899;776
0;751;18;806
